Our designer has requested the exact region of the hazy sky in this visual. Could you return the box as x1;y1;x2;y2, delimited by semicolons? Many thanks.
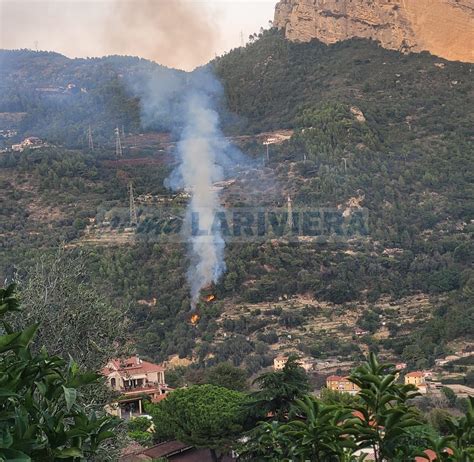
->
0;0;277;70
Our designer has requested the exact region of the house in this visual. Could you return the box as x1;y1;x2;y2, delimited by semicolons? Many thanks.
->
326;376;360;396
102;355;170;419
423;370;434;380
405;371;427;393
273;355;287;370
395;363;407;370
273;355;312;372
299;357;314;372
354;327;369;336
12;136;45;152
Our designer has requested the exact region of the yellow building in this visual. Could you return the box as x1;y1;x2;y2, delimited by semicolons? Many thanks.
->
405;371;427;392
326;375;360;396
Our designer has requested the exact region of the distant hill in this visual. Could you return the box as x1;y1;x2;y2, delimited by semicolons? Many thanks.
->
0;50;182;146
1;33;472;146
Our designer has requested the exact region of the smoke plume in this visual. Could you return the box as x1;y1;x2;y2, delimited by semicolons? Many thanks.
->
164;69;240;309
104;0;220;70
131;66;243;309
0;0;220;71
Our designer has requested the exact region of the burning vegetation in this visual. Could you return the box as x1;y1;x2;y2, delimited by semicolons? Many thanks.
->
189;313;200;326
188;293;216;325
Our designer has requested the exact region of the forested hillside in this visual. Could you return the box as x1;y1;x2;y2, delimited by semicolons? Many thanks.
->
0;50;182;146
0;31;473;377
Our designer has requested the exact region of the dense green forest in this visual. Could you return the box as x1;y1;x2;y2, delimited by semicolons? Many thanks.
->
0;31;473;377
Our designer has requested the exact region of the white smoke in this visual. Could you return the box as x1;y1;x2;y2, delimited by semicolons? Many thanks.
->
178;92;226;309
162;69;244;310
127;65;245;309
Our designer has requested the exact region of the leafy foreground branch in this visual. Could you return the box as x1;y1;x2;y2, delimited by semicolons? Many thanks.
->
0;284;118;462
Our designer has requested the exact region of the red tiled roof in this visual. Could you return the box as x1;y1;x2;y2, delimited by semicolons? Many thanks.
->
352;410;378;428
102;355;165;377
327;375;351;382
415;448;454;462
406;371;424;378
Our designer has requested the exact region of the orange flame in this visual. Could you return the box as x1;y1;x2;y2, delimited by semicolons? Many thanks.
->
204;294;216;302
189;313;200;325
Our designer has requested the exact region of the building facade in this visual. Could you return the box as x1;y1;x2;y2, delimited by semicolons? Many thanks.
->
326;375;360;395
405;371;427;393
102;355;169;419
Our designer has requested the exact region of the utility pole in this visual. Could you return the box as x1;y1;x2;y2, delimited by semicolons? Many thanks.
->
115;127;123;158
287;194;293;231
87;125;94;151
129;181;138;226
240;31;244;47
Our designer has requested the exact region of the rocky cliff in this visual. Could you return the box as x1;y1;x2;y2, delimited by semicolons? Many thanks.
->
274;0;474;63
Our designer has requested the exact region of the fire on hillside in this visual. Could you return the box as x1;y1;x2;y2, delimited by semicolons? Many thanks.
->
188;292;216;326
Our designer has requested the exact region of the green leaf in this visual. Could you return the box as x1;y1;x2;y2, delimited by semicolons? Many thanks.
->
0;333;21;353
0;430;13;449
0;448;31;462
53;447;83;458
62;386;77;412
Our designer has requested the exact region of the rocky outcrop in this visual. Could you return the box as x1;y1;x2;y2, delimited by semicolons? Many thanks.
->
274;0;474;63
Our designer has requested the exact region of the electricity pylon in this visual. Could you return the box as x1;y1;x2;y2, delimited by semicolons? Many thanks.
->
129;181;138;226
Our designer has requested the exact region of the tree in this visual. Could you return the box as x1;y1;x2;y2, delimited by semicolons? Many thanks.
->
14;248;128;371
441;387;457;408
237;421;290;461
281;396;355;461
0;284;118;461
346;353;423;462
205;362;249;391
426;397;474;461
250;355;310;420
146;385;248;462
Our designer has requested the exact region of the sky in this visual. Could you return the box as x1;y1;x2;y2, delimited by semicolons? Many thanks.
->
0;0;277;70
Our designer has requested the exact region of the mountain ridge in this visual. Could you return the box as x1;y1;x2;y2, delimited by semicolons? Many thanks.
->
274;0;474;63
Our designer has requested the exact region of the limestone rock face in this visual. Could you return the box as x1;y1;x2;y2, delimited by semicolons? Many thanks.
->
274;0;474;63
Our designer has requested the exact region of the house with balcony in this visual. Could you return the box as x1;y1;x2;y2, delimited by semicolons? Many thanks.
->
102;355;170;419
